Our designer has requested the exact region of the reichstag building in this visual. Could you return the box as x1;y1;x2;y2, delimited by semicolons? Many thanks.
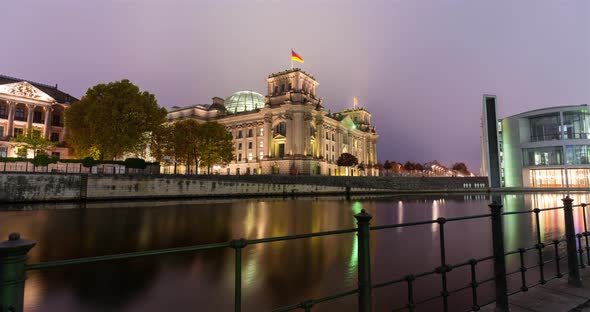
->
167;68;379;176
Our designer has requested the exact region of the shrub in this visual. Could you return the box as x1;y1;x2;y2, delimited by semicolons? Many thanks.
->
124;158;146;169
81;157;95;168
32;154;57;167
0;157;26;163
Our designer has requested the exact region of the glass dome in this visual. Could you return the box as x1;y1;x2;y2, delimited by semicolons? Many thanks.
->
224;91;265;114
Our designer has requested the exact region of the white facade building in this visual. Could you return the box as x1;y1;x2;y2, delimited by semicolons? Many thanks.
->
0;75;77;159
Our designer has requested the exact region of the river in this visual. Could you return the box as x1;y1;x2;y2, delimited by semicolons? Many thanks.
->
1;193;588;312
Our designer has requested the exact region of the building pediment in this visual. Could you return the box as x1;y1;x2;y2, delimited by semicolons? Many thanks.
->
0;81;56;102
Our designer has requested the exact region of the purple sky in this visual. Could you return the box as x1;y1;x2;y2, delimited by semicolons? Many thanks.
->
3;0;589;172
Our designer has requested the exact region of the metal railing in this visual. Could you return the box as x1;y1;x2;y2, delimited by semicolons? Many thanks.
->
0;197;588;312
0;162;158;175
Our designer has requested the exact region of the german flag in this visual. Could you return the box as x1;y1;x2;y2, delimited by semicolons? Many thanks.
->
291;50;304;63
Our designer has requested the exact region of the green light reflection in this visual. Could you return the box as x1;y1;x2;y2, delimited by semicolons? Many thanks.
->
348;202;363;273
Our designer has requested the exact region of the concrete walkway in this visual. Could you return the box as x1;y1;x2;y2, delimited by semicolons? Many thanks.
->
481;270;590;312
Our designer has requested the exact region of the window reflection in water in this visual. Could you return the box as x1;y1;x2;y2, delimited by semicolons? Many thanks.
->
530;193;589;241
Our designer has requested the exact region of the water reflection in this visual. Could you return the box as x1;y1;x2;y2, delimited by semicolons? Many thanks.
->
0;193;588;311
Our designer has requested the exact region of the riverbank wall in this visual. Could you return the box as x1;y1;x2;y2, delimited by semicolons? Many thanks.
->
0;173;489;203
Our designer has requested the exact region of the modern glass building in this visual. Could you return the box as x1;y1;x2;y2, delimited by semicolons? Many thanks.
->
482;98;590;188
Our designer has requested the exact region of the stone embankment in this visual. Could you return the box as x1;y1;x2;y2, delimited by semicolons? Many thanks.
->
0;173;489;203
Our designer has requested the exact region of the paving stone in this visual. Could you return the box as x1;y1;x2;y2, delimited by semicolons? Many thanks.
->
508;286;585;312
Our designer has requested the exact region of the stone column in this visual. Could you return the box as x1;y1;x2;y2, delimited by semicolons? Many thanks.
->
292;111;304;156
303;113;311;156
26;104;34;136
374;140;378;176
264;114;272;157
6;101;15;138
317;122;323;159
335;128;342;160
363;138;369;165
43;106;52;138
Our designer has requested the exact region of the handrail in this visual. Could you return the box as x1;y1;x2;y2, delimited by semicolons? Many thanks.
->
1;197;588;312
26;241;231;271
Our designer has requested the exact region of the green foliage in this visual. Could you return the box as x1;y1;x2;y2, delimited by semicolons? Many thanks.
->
149;124;174;162
10;131;57;158
81;156;95;168
337;153;358;167
149;120;234;174
0;157;28;163
124;158;146;169
199;121;234;174
174;119;201;168
0;156;156;170
65;79;167;160
15;147;28;158
32;154;57;167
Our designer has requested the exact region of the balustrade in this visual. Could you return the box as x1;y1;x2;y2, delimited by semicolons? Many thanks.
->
0;197;588;312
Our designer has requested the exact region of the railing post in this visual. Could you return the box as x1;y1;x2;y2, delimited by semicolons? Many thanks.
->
489;201;509;312
230;238;247;312
354;209;372;312
0;233;36;312
562;196;583;287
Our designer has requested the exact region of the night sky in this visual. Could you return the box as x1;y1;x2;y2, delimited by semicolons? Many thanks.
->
3;0;589;172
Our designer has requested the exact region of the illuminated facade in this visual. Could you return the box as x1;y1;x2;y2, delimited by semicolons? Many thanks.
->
0;75;77;158
167;68;379;175
482;100;590;187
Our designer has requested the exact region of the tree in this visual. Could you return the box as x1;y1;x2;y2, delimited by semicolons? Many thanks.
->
162;119;201;174
10;131;56;158
149;122;190;174
32;154;58;167
199;121;234;174
149;124;174;163
452;162;471;176
357;162;366;171
414;163;424;173
150;120;233;174
66;79;167;160
403;161;415;173
337;153;358;176
383;160;392;176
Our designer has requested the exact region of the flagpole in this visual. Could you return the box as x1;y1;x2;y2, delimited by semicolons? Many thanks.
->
291;49;293;69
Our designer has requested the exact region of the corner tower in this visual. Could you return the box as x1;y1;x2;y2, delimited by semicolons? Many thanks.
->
266;69;321;107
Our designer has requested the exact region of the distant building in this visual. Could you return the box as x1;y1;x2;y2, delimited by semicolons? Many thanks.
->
167;68;379;176
0;75;78;159
482;96;590;187
423;161;453;177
